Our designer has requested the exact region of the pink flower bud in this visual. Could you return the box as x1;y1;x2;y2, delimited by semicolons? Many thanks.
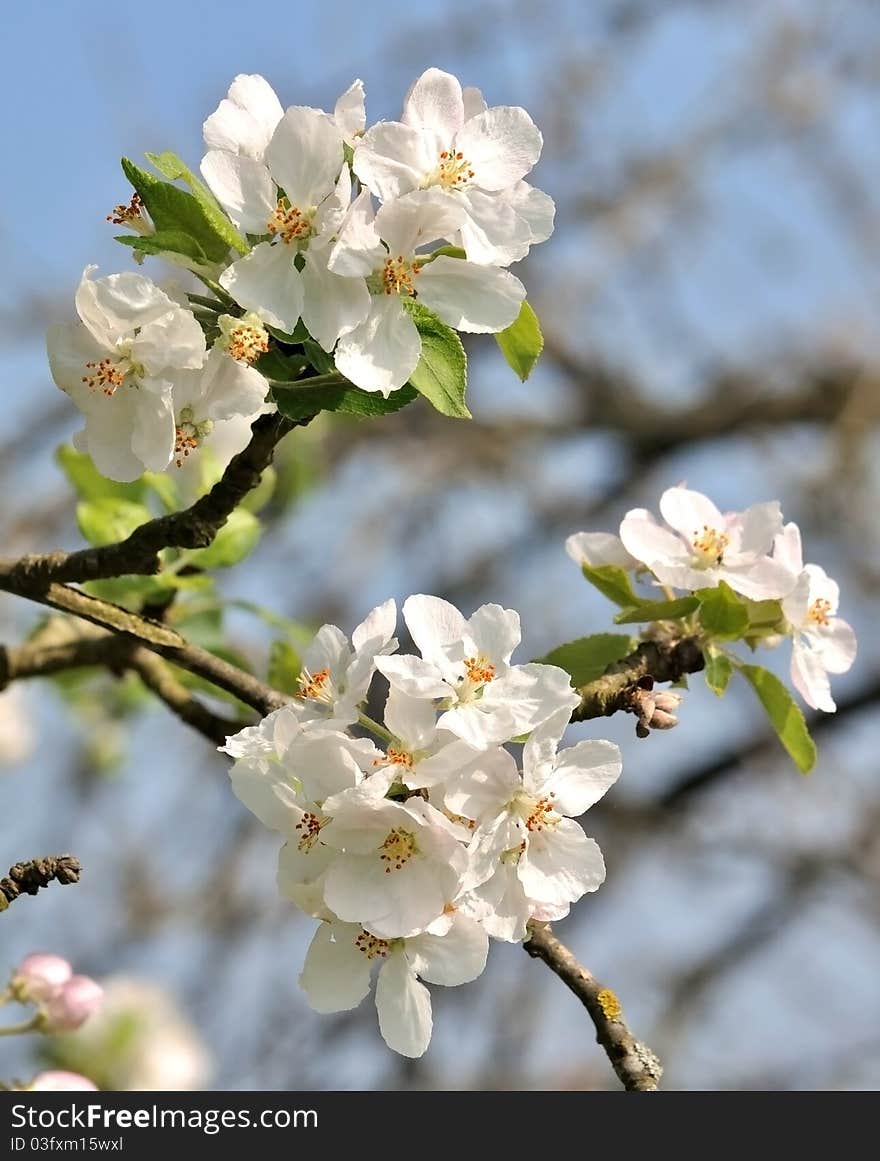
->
28;1070;98;1091
11;954;72;1004
42;975;104;1032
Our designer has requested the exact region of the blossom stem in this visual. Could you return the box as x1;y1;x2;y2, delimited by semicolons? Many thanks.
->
269;373;349;391
0;1014;42;1038
358;713;395;745
186;293;225;312
194;275;235;307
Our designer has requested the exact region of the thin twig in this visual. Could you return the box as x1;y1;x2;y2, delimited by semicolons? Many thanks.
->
0;856;81;913
524;921;662;1092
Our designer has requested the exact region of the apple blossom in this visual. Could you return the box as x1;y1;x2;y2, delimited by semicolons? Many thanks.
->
47;267;206;481
10;954;72;1004
565;530;640;570
27;1071;99;1092
619;486;795;600
42;975;104;1033
773;523;857;712
331;192;525;394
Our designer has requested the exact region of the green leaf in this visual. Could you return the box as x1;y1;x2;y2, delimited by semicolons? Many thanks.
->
115;230;209;264
430;245;467;260
183;509;262;569
145;150;248;255
537;633;637;686
255;348;309;382
77;498;152;547
579;564;644;608
267;640;302;695
698;582;750;640
56;445;146;503
404;302;470;418
745;598;785;628
495;300;543;381
302;339;336;375
741;664;817;773
121;158;234;264
703;650;734;696
614;596;699;624
271;381;417;422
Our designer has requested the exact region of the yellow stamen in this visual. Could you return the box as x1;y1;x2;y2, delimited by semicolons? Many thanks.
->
378;828;416;873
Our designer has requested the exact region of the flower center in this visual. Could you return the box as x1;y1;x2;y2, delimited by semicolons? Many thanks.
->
378;827;416;873
297;667;335;704
218;313;269;363
174;406;214;467
373;747;414;770
267;200;314;245
295;811;327;853
516;792;559;833
807;598;832;627
81;357;129;396
106;194;152;235
432;149;475;190
463;656;496;684
381;255;419;297
691;525;729;567
355;930;390;960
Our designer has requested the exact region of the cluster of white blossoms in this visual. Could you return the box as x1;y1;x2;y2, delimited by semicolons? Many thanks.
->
566;485;857;713
46;69;552;482
223;595;620;1057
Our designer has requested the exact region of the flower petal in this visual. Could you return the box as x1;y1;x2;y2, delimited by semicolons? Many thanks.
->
565;531;638;569
299;922;372;1014
75;267;175;347
334;297;421;395
457;188;532;265
407;914;488;986
203;74;283;160
402;594;467;668
220;241;304;334
132;309;206;376
455;106;542;190
538;740;622;816
375;190;465;257
619;510;687;567
465;603;521;664
376;951;432;1057
417;257;525;333
519;822;606;906
333;79;366;144
353;122;433;202
264;107;344;208
815;618;857;675
374;654;450;700
659;486;724;541
199;151;277;234
300;250;371;352
402;68;465;137
790;639;835;713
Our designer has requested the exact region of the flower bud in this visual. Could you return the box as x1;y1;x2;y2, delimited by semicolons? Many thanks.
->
28;1070;98;1091
11;954;72;1004
42;975;104;1032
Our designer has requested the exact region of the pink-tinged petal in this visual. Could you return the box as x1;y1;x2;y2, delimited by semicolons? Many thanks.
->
133;309;205;376
565;531;638;569
619;510;687;567
374;654;450;700
519;822;606;905
299;922;372;1013
773;522;804;576
408;914;488;985
220;241;304;334
334;297;421;395
375;190;465;257
353;122;431;201
790;639;835;713
456;188;532;265
814;618;857;675
402;594;468;665
199;151;277;234
264;107;343;208
455;106;542;190
417;258;525;333
659;486;724;541
733;501;784;557
300;251;371;351
536;740;622;816
333;79;366;143
719;557;797;600
376;952;432;1057
803;564;840;613
204;74;283;160
402;68;465;136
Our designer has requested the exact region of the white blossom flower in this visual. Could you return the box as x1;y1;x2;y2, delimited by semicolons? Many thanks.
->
774;523;857;712
27;1072;99;1092
47;267;206;481
299;911;488;1057
565;530;639;570
454;710;620;940
330;192;525;394
202;109;370;346
0;688;34;768
353;67;548;265
375;595;578;749
319;789;469;938
619;486;795;600
293;599;398;728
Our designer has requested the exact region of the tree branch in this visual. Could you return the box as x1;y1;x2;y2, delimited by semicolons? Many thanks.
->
126;647;234;746
4;410;307;586
524;922;662;1091
572;635;704;722
0;855;81;913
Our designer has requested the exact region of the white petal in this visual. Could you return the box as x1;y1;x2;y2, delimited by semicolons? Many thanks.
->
505;180;555;244
130;389;176;472
277;837;334;900
537;740;622;816
733;501;784;557
417;258;525;333
565;531;637;569
220;241;304;334
334;297;420;395
782;570;813;628
333;79;366;144
376;952;432;1057
375;191;466;258
383;688;438;751
199;151;277;234
519;822;606;905
408;914;488;985
312;164;352;245
299;922;372;1013
204;74;283;160
803;564;840;613
442;746;520;820
659;486;724;541
814;618;857;675
300;251;371;351
455;106;542;191
264;107;343;208
75;267;175;346
457;188;532;266
465;603;521;664
403;594;467;667
324;855;448;938
402;68;465;136
47;322;106;395
461;86;488;119
352;597;398;654
327;189;385;278
132;308;205;376
719;558;797;600
76;392;153;483
619;510;687;568
229;759;301;833
286;732;364;802
197;347;268;420
352;122;432;202
790;640;835;713
773;522;804;576
374;654;449;700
